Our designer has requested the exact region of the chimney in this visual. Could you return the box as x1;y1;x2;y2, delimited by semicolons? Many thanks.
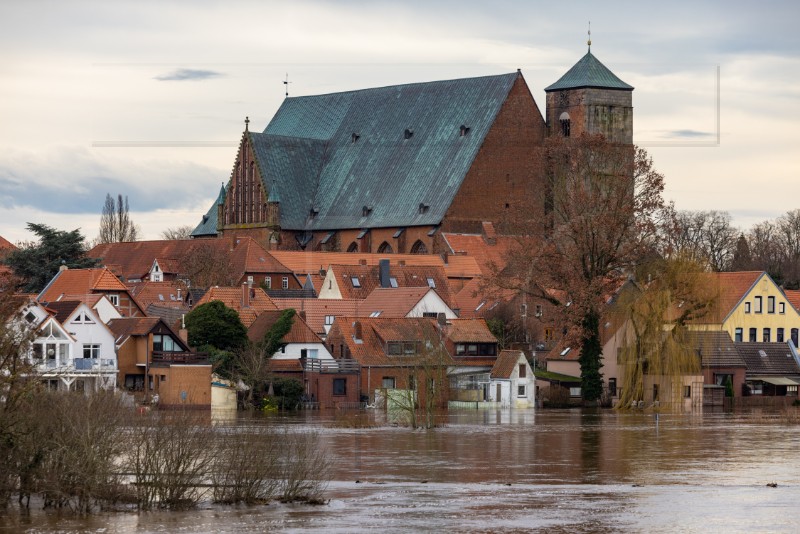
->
242;283;250;308
179;314;188;343
379;259;391;288
59;264;68;272
359;259;367;266
398;260;406;266
442;251;449;265
299;310;307;321
353;320;363;342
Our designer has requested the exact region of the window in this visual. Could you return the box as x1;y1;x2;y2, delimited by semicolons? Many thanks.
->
780;302;786;314
518;363;526;378
426;277;436;289
749;328;757;342
83;344;100;359
389;277;398;288
24;311;36;323
108;294;119;306
734;328;743;342
153;334;177;352
763;328;771;342
369;311;382;317
408;375;416;390
683;385;691;398
351;277;361;288
282;277;289;289
151;272;163;282
410;240;428;254
264;276;272;289
768;296;775;313
792;328;799;347
347;242;359;253
559;112;571;137
535;304;543;317
754;296;762;313
608;378;617;396
569;387;581;397
777;328;785;342
333;378;347;396
745;302;751;313
382;377;396;389
247;275;254;284
788;385;798;397
324;315;335;326
517;384;526;397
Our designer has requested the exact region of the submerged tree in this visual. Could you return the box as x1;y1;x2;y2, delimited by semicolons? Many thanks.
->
98;193;139;244
616;257;716;410
3;223;99;292
490;133;666;403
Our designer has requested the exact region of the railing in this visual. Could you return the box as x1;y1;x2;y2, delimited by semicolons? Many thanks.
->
33;358;116;373
303;359;360;373
151;351;209;365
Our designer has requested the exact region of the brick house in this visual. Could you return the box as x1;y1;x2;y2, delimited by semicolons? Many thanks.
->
38;266;145;318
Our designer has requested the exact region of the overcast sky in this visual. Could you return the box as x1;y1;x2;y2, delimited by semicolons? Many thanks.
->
1;0;798;244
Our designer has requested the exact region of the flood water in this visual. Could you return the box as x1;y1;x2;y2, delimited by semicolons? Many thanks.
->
3;408;800;533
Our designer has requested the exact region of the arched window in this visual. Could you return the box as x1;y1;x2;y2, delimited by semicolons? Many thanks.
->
347;242;359;253
559;112;571;137
410;240;428;254
377;241;393;254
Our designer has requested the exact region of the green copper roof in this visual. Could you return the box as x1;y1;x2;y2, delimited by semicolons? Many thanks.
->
253;72;521;231
545;51;633;92
191;183;226;237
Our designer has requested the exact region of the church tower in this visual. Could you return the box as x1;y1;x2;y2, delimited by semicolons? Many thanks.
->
545;39;633;144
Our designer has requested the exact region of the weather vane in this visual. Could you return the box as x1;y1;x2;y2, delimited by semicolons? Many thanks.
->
283;73;292;98
588;21;592;52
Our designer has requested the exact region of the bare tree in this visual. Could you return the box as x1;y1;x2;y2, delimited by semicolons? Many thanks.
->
489;134;666;403
98;193;140;243
777;209;800;288
161;225;195;240
747;220;784;284
661;210;738;271
178;243;237;288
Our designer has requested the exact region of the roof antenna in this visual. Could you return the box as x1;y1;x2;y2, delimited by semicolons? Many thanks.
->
587;21;592;52
283;73;291;98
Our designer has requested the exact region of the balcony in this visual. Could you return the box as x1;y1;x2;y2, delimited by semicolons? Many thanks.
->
303;358;360;374
151;351;209;365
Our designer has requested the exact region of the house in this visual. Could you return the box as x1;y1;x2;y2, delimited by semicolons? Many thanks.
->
126;281;188;310
488;350;535;408
444;318;501;403
687;271;800;347
318;260;454;307
38;266;145;318
735;342;800;397
194;48;633;253
19;299;118;392
89;237;298;289
271;298;362;339
247;310;359;407
108;317;211;408
194;284;278;327
325;317;455;406
687;331;747;405
358;287;457;319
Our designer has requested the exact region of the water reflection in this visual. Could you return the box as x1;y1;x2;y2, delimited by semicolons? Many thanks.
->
3;409;799;532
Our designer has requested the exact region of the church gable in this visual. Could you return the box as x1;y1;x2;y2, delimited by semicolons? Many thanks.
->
220;133;275;229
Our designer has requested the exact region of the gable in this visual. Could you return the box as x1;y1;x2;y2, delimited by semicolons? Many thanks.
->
252;73;520;231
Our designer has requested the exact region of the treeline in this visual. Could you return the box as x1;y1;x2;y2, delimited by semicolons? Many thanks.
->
660;208;800;288
0;391;330;514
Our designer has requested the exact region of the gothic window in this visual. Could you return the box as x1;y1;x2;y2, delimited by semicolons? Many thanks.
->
347;242;359;253
410;240;428;254
559;112;571;137
377;241;393;254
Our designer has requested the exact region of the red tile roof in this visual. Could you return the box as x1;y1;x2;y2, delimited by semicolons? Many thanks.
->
269;250;481;280
491;350;525;379
689;271;763;324
247;310;323;345
328;263;454;306
330;317;455;367
441;233;516;276
39;267;131;303
359;287;434;318
127;281;187;310
195;285;277;327
107;317;161;340
0;235;16;252
442;318;497;343
271;298;362;335
784;289;800;313
267;359;304;372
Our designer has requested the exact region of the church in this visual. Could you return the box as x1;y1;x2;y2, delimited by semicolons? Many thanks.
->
192;46;633;254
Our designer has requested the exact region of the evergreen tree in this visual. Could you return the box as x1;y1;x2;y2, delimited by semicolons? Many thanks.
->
4;223;99;292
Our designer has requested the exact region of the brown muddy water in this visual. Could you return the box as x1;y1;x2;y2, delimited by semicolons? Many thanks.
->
2;408;799;533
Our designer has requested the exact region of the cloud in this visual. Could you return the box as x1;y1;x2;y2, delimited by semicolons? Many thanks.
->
663;129;715;139
154;68;223;81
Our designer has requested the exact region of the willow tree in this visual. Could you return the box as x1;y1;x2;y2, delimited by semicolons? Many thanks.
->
489;133;666;403
615;257;716;410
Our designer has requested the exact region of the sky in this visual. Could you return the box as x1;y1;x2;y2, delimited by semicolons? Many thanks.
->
1;0;799;245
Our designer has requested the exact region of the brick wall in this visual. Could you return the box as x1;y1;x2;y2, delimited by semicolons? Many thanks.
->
546;88;633;144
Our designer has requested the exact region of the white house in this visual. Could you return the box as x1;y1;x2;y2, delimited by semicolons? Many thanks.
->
359;287;457;319
22;299;119;392
488;350;535;408
247;310;333;361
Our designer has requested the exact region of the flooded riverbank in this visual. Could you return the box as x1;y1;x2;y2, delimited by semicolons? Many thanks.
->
3;409;799;533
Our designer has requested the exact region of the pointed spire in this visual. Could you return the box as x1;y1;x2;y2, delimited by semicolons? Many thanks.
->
587;21;592;52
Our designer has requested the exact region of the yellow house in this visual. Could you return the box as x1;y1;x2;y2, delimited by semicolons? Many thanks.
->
688;271;800;347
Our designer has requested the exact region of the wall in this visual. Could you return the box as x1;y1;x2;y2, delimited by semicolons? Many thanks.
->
545;88;633;144
155;364;212;408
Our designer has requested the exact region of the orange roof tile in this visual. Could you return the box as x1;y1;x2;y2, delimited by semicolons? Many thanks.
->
271;298;362;335
689;271;764;324
491;350;525;379
784;289;800;313
107;317;161;340
359;287;434;318
329;263;454;306
453;277;515;318
0;235;16;252
441;233;516;276
267;359;304;372
195;285;278;327
127;281;188;310
247;310;323;345
39;267;130;303
442;318;497;343
269;250;481;280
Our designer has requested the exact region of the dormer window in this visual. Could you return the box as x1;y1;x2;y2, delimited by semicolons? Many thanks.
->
426;277;436;289
459;125;470;137
362;206;373;217
418;203;429;214
351;277;361;288
404;129;414;140
351;132;360;143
